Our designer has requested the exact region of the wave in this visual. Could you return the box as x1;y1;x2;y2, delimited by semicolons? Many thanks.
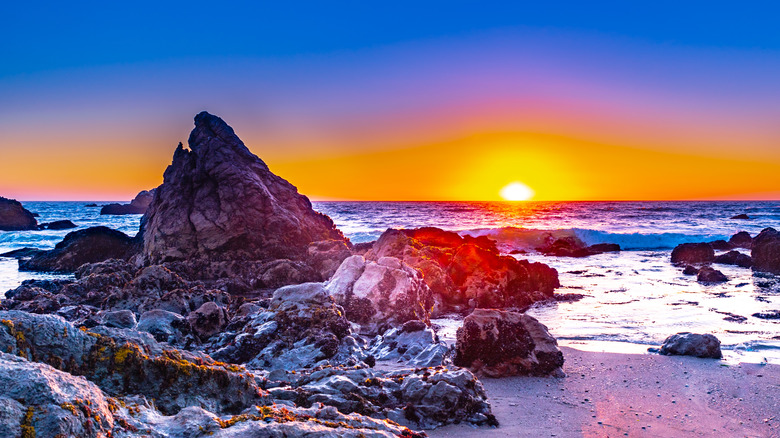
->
461;227;729;251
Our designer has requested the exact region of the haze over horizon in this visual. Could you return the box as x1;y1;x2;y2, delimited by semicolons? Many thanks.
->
2;1;780;201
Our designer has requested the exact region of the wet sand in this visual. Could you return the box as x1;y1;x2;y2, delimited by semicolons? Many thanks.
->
430;347;780;437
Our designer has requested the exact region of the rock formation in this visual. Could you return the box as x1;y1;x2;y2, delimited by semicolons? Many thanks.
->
536;236;620;257
100;188;156;215
40;219;77;230
670;242;715;266
696;266;728;283
0;196;38;231
752;228;780;274
141;112;349;275
659;332;722;359
454;309;564;377
729;231;753;249
713;250;752;268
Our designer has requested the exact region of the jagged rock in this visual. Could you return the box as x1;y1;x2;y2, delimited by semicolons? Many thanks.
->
187;301;228;340
697;266;728;283
20;226;139;273
100;188;156;215
671;242;714;266
0;196;38;231
659;332;722;358
366;228;559;314
0;310;266;415
367;324;449;367
306;239;353;280
136;309;189;343
454;308;564;377
729;231;753;249
714;250;752;268
141;112;349;280
40;219;77;230
752;228;780;274
326;255;434;332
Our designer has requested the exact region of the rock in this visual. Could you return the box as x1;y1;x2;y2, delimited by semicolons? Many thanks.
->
671;242;714;266
659;332;722;358
730;213;750;220
0;196;38;231
137;309;189;343
306;239;353;280
367;326;449;367
714;250;753;268
141;112;349;276
367;228;559;314
729;231;753;249
97;309;137;329
100;188;156;215
709;240;733;251
752;310;780;320
20;226;139;273
697;266;728;283
0;247;45;259
682;265;699;275
326;255;434;331
40;219;77;230
187;301;228;340
454;309;564;377
752;228;780;274
536;237;620;257
85;203;98;207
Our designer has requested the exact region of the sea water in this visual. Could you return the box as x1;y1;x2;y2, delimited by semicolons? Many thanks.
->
2;201;779;363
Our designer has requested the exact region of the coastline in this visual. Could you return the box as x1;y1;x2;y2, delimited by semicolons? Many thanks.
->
430;346;780;437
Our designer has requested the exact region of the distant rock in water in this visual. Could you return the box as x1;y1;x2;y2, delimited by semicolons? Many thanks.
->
730;213;750;220
671;242;714;266
0;196;38;231
84;203;99;207
142;111;349;274
536;237;620;257
752;228;780;274
20;226;139;273
454;308;564;377
100;188;156;215
659;332;722;359
40;220;77;230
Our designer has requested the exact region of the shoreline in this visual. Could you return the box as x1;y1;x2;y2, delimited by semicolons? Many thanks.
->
430;346;780;437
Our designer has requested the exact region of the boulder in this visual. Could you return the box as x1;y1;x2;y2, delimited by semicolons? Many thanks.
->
713;250;752;268
367;324;449;367
730;213;750;220
96;309;137;329
697;266;728;283
137;309;189;343
682;265;699;276
454;308;564;377
729;231;753;249
752;228;780;274
40;220;77;230
671;242;714;266
20;226;139;273
0;196;37;231
141;112;349;274
659;332;722;358
709;240;733;251
100;188;156;215
536;237;619;257
187;301;228;340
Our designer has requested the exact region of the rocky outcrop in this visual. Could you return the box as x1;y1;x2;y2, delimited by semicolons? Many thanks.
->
697;266;728;283
100;188;156;215
730;213;750;220
366;322;449;367
0;196;37;231
366;227;559;313
536;237;620;257
326;255;434;332
141;112;348;277
659;332;722;359
454;309;564;377
671;242;715;266
19;227;139;273
714;250;752;268
40;219;77;230
729;231;753;249
752;228;780;274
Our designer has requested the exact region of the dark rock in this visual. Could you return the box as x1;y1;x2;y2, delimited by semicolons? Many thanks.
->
0;247;45;259
137;309;189;343
752;228;780;274
0;196;38;231
141;112;349;277
729;231;753;249
730;214;750;220
671;242;715;266
99;188;156;215
367;326;448;367
587;243;621;253
682;265;699;275
96;309;137;329
306;239;353;280
536;237;620;257
352;241;376;254
84;203;98;207
41;220;77;230
709;240;733;251
186;301;228;340
752;310;780;320
714;251;753;268
454;308;564;377
659;332;722;358
697;266;728;283
20;226;139;273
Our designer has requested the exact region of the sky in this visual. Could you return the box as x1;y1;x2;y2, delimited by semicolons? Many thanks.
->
1;1;779;201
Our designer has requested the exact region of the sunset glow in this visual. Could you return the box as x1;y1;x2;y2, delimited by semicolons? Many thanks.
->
500;182;535;201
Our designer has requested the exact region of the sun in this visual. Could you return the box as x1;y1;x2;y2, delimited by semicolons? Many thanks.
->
500;181;535;201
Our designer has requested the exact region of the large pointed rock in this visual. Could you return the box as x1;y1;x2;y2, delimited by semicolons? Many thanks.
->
0;196;38;231
142;112;348;270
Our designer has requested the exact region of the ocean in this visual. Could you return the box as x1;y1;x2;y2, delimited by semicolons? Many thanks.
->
2;200;779;363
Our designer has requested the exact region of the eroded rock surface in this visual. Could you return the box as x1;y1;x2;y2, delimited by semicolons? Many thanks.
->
659;332;722;359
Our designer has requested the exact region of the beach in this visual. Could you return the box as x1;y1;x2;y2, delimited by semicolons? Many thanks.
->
432;346;780;437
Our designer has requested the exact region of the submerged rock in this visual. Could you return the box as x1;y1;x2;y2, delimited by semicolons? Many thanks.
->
752;228;780;274
20;226;139;273
697;266;728;283
714;250;752;268
40;219;78;230
671;242;715;266
536;237;620;257
454;308;564;377
141;112;348;277
730;213;750;220
100;188;156;215
0;196;38;231
659;332;722;359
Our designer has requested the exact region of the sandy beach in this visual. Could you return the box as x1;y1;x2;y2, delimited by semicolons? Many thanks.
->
431;346;780;438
